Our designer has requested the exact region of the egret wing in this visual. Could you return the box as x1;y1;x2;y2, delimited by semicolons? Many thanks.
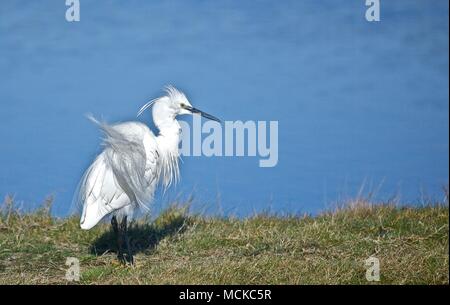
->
77;117;159;229
78;152;130;229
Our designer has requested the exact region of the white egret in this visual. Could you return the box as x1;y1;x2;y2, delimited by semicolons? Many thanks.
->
75;85;220;264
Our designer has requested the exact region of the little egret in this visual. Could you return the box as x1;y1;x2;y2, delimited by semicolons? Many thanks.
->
75;85;220;264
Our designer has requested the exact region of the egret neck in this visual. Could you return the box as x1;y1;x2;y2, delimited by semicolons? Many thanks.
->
156;118;182;155
154;116;182;188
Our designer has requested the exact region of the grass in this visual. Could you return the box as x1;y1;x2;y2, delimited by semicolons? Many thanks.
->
0;194;448;284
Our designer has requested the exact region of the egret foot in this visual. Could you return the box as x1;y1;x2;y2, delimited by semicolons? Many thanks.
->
120;216;134;265
111;216;127;264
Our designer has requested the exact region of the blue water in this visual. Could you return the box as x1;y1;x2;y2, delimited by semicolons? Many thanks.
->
0;1;448;216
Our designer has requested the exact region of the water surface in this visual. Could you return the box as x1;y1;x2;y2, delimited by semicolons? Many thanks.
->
0;1;448;216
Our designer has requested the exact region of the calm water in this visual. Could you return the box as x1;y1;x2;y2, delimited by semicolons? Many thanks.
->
0;1;448;216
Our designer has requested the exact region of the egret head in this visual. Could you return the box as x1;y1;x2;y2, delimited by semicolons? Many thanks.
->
137;85;220;124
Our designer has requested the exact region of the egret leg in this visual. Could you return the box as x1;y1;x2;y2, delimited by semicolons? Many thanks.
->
111;216;125;263
120;216;134;265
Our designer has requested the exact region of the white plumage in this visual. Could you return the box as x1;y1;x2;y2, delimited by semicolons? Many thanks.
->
75;86;219;235
77;119;161;229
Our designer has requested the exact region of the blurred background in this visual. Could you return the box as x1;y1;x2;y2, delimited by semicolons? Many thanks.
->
0;0;448;216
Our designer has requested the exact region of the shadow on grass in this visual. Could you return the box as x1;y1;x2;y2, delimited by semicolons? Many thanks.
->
89;207;190;257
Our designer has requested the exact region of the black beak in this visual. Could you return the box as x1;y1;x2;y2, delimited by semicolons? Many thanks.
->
183;105;221;122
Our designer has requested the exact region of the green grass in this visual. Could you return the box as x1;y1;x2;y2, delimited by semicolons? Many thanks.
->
0;196;448;284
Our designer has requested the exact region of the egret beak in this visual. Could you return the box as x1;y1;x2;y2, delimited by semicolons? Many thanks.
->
182;105;221;122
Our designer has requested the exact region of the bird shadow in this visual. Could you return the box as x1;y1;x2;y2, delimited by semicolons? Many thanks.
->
89;211;190;257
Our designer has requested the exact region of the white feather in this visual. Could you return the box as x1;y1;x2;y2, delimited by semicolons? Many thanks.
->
76;86;188;230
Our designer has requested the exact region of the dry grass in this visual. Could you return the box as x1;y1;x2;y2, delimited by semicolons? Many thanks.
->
0;196;448;284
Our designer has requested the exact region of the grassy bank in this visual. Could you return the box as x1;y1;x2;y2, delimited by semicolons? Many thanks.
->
0;197;448;284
